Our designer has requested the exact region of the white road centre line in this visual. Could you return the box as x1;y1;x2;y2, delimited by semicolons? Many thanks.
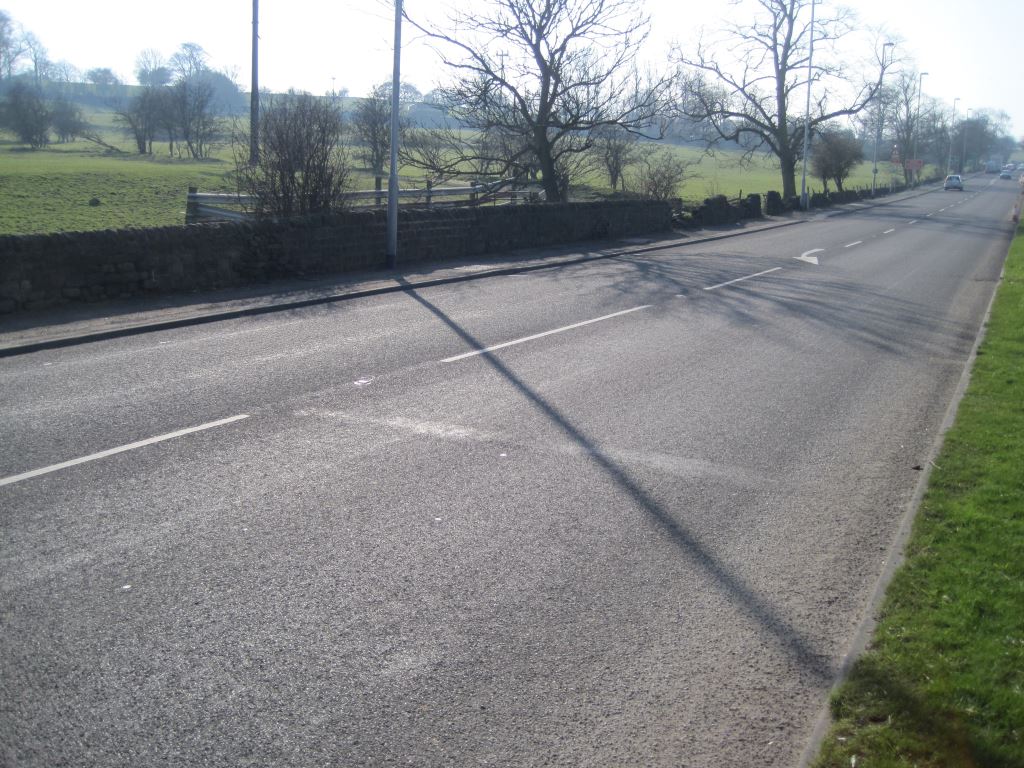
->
844;241;862;248
883;228;896;234
704;267;783;291
0;415;251;488
441;306;651;363
908;220;919;224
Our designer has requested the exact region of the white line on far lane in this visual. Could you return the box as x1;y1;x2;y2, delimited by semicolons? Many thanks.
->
0;415;251;488
441;306;651;363
844;241;862;248
704;267;783;291
884;229;896;234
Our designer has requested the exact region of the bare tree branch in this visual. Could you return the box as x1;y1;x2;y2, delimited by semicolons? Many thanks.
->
404;0;670;202
673;0;892;199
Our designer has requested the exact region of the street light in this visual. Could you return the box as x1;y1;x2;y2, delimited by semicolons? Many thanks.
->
946;96;959;173
799;0;817;211
250;0;259;165
386;0;403;269
871;42;896;197
911;71;928;186
962;108;972;174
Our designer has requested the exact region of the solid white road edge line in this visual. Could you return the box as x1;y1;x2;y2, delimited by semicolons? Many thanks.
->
0;415;251;488
704;267;783;291
441;306;652;363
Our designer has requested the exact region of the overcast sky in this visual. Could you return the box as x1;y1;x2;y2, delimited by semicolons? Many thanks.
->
3;0;1022;135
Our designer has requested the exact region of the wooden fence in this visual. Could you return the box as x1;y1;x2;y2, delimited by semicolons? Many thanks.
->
186;178;540;224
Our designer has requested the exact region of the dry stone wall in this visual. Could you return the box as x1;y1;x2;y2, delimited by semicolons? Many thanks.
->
0;201;671;314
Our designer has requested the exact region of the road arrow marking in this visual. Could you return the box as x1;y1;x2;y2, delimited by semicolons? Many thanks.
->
796;249;823;265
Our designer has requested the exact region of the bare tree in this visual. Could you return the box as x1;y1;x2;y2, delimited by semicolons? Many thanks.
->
136;49;171;87
168;43;217;158
810;128;863;192
630;146;691;200
404;0;668;202
115;87;162;154
402;121;537;185
673;0;892;199
85;67;122;87
49;60;80;84
882;69;943;185
50;97;86;143
153;86;179;156
0;80;49;147
233;91;351;217
21;31;48;88
350;82;409;177
591;125;641;192
0;11;26;81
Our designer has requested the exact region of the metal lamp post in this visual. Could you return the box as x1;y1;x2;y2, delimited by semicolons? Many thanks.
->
799;0;817;211
871;42;895;198
386;0;403;269
946;97;959;173
250;0;259;165
961;108;972;174
911;71;928;186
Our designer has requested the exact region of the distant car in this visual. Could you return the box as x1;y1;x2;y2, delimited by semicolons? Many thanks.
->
944;174;964;190
1000;170;1013;179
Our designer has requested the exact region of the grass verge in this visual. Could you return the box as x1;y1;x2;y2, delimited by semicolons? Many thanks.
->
811;216;1024;766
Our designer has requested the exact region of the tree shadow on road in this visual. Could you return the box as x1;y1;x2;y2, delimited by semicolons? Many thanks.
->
589;250;987;360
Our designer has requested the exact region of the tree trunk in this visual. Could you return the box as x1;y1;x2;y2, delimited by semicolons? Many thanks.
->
534;128;562;203
779;151;798;199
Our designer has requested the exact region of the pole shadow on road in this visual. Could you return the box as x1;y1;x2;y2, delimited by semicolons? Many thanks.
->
396;277;835;684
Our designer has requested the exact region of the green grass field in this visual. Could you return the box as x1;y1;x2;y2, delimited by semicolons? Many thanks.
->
0;141;235;233
812;217;1024;766
0;112;912;236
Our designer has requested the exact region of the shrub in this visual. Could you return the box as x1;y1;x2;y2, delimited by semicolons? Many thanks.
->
233;91;351;217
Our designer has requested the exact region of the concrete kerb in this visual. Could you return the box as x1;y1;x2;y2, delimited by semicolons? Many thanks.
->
0;216;807;358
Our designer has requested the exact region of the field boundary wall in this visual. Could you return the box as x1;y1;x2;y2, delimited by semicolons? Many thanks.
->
0;201;671;313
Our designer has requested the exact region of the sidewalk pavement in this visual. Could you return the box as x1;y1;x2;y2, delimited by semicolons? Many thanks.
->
0;184;939;357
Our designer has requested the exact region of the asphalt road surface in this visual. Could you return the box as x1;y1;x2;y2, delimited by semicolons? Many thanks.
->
1;178;1017;767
